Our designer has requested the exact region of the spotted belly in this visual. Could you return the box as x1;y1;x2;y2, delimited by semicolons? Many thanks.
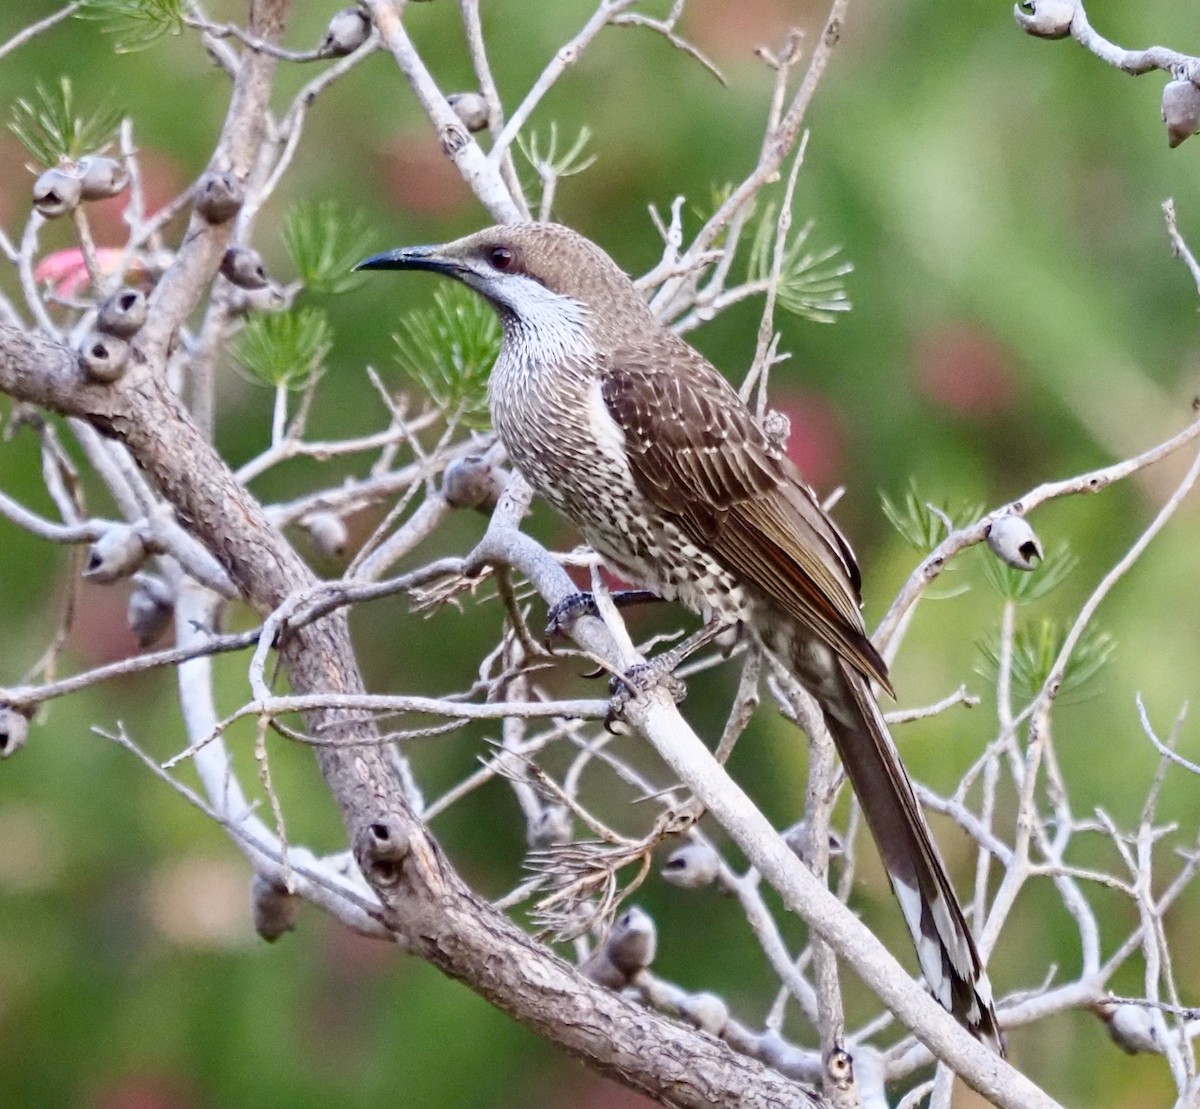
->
491;362;754;626
562;499;751;626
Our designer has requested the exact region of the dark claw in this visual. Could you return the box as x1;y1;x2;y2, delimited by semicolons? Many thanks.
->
607;662;660;698
544;591;598;641
606;660;687;728
544;588;664;643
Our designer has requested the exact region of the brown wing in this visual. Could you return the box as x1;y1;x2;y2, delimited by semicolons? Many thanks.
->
600;341;892;694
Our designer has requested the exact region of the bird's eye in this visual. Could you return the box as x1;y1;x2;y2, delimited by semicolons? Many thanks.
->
488;246;515;271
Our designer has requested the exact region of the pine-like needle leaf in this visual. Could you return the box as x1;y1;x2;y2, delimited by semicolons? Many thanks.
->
233;307;333;390
282;201;376;296
748;205;853;324
392;286;501;427
76;0;185;53
8;77;122;168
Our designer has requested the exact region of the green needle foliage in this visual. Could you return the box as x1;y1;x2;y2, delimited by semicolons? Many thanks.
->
8;77;122;167
976;618;1115;705
747;204;852;324
282;201;376;296
233;306;333;391
517;123;597;180
880;478;984;553
983;541;1076;604
76;0;186;53
391;286;501;428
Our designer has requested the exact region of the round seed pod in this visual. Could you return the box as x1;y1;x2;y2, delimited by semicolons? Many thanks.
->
1162;80;1200;148
76;155;129;200
194;170;244;224
85;523;148;583
762;408;791;450
1012;0;1075;39
301;512;349;559
986;513;1043;570
32;168;82;218
320;6;371;56
128;572;174;647
353;816;411;887
251;874;301;942
661;842;720;889
447;92;490;133
220;245;268;290
78;331;129;383
1093;1000;1161;1055
604;906;657;976
581;906;657;988
782;819;844;862
96;287;147;338
0;706;30;759
527;805;572;848
442;454;502;511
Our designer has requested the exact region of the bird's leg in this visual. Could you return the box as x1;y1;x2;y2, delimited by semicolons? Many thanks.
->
543;588;663;641
606;619;738;728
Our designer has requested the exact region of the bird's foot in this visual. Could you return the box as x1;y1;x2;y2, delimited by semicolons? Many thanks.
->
604;618;738;728
543;588;663;642
544;591;597;641
606;658;688;730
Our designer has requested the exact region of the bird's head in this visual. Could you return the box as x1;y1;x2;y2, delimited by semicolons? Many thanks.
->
356;223;654;344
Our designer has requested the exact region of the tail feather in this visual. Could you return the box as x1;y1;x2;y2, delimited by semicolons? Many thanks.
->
817;656;1003;1053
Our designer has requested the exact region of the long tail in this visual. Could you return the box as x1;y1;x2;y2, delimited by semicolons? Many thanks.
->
814;656;1003;1052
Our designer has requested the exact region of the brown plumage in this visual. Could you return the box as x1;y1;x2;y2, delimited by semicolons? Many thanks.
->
358;222;1002;1050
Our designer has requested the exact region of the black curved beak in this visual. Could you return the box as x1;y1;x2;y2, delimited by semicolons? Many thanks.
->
354;246;459;274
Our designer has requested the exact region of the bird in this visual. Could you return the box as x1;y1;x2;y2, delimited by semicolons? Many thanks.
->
357;222;1002;1050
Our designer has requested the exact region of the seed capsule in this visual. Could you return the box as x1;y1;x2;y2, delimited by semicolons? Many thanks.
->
195;170;244;223
526;805;572;847
986;513;1043;570
78;331;129;383
1162;80;1200;148
96;287;147;338
661;842;720;889
77;155;129;200
1012;0;1075;39
604;906;656;975
442;454;502;511
301;512;349;559
447;92;490;133
251;874;301;942
0;707;29;759
85;523;148;583
32;168;82;218
320;7;371;56
581;905;657;987
220;245;269;290
762;409;791;450
1094;1000;1162;1055
353;816;411;887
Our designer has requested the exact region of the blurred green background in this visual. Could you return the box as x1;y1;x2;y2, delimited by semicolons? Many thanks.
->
2;1;1200;1106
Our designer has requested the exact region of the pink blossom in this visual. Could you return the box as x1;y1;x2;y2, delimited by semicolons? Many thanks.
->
34;246;125;298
